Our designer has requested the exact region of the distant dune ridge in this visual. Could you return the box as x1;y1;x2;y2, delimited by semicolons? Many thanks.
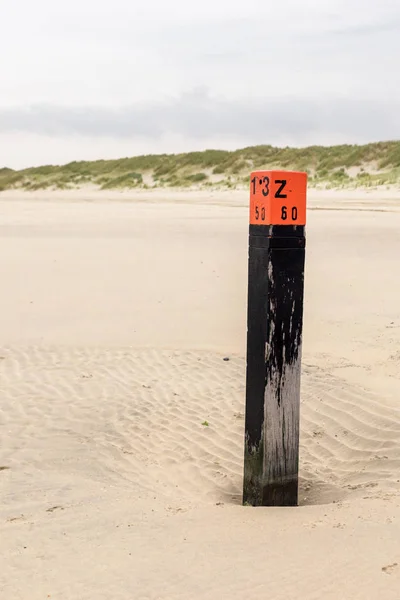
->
1;140;400;193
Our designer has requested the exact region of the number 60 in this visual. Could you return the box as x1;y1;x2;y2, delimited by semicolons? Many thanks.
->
281;206;298;220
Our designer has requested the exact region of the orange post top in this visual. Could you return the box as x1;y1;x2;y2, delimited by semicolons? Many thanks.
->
249;170;307;226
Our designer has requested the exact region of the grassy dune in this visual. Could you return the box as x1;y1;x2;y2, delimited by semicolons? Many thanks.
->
1;141;400;192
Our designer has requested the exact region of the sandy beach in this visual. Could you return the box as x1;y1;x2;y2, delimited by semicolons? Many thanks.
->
1;189;400;599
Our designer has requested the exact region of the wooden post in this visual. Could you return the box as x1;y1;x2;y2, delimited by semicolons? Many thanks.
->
243;170;307;507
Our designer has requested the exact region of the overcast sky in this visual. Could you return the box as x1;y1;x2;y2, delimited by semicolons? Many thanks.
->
1;0;399;168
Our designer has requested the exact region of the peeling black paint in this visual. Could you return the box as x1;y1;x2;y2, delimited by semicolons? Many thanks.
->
266;247;305;407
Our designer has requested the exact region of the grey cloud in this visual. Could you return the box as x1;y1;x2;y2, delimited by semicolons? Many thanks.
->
0;90;399;144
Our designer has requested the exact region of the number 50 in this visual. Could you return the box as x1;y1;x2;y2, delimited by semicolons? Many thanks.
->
255;206;266;221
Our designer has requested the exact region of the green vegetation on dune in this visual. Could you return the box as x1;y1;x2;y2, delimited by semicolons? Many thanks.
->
1;141;400;192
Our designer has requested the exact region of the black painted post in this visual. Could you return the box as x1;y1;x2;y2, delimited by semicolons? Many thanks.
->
243;170;307;507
